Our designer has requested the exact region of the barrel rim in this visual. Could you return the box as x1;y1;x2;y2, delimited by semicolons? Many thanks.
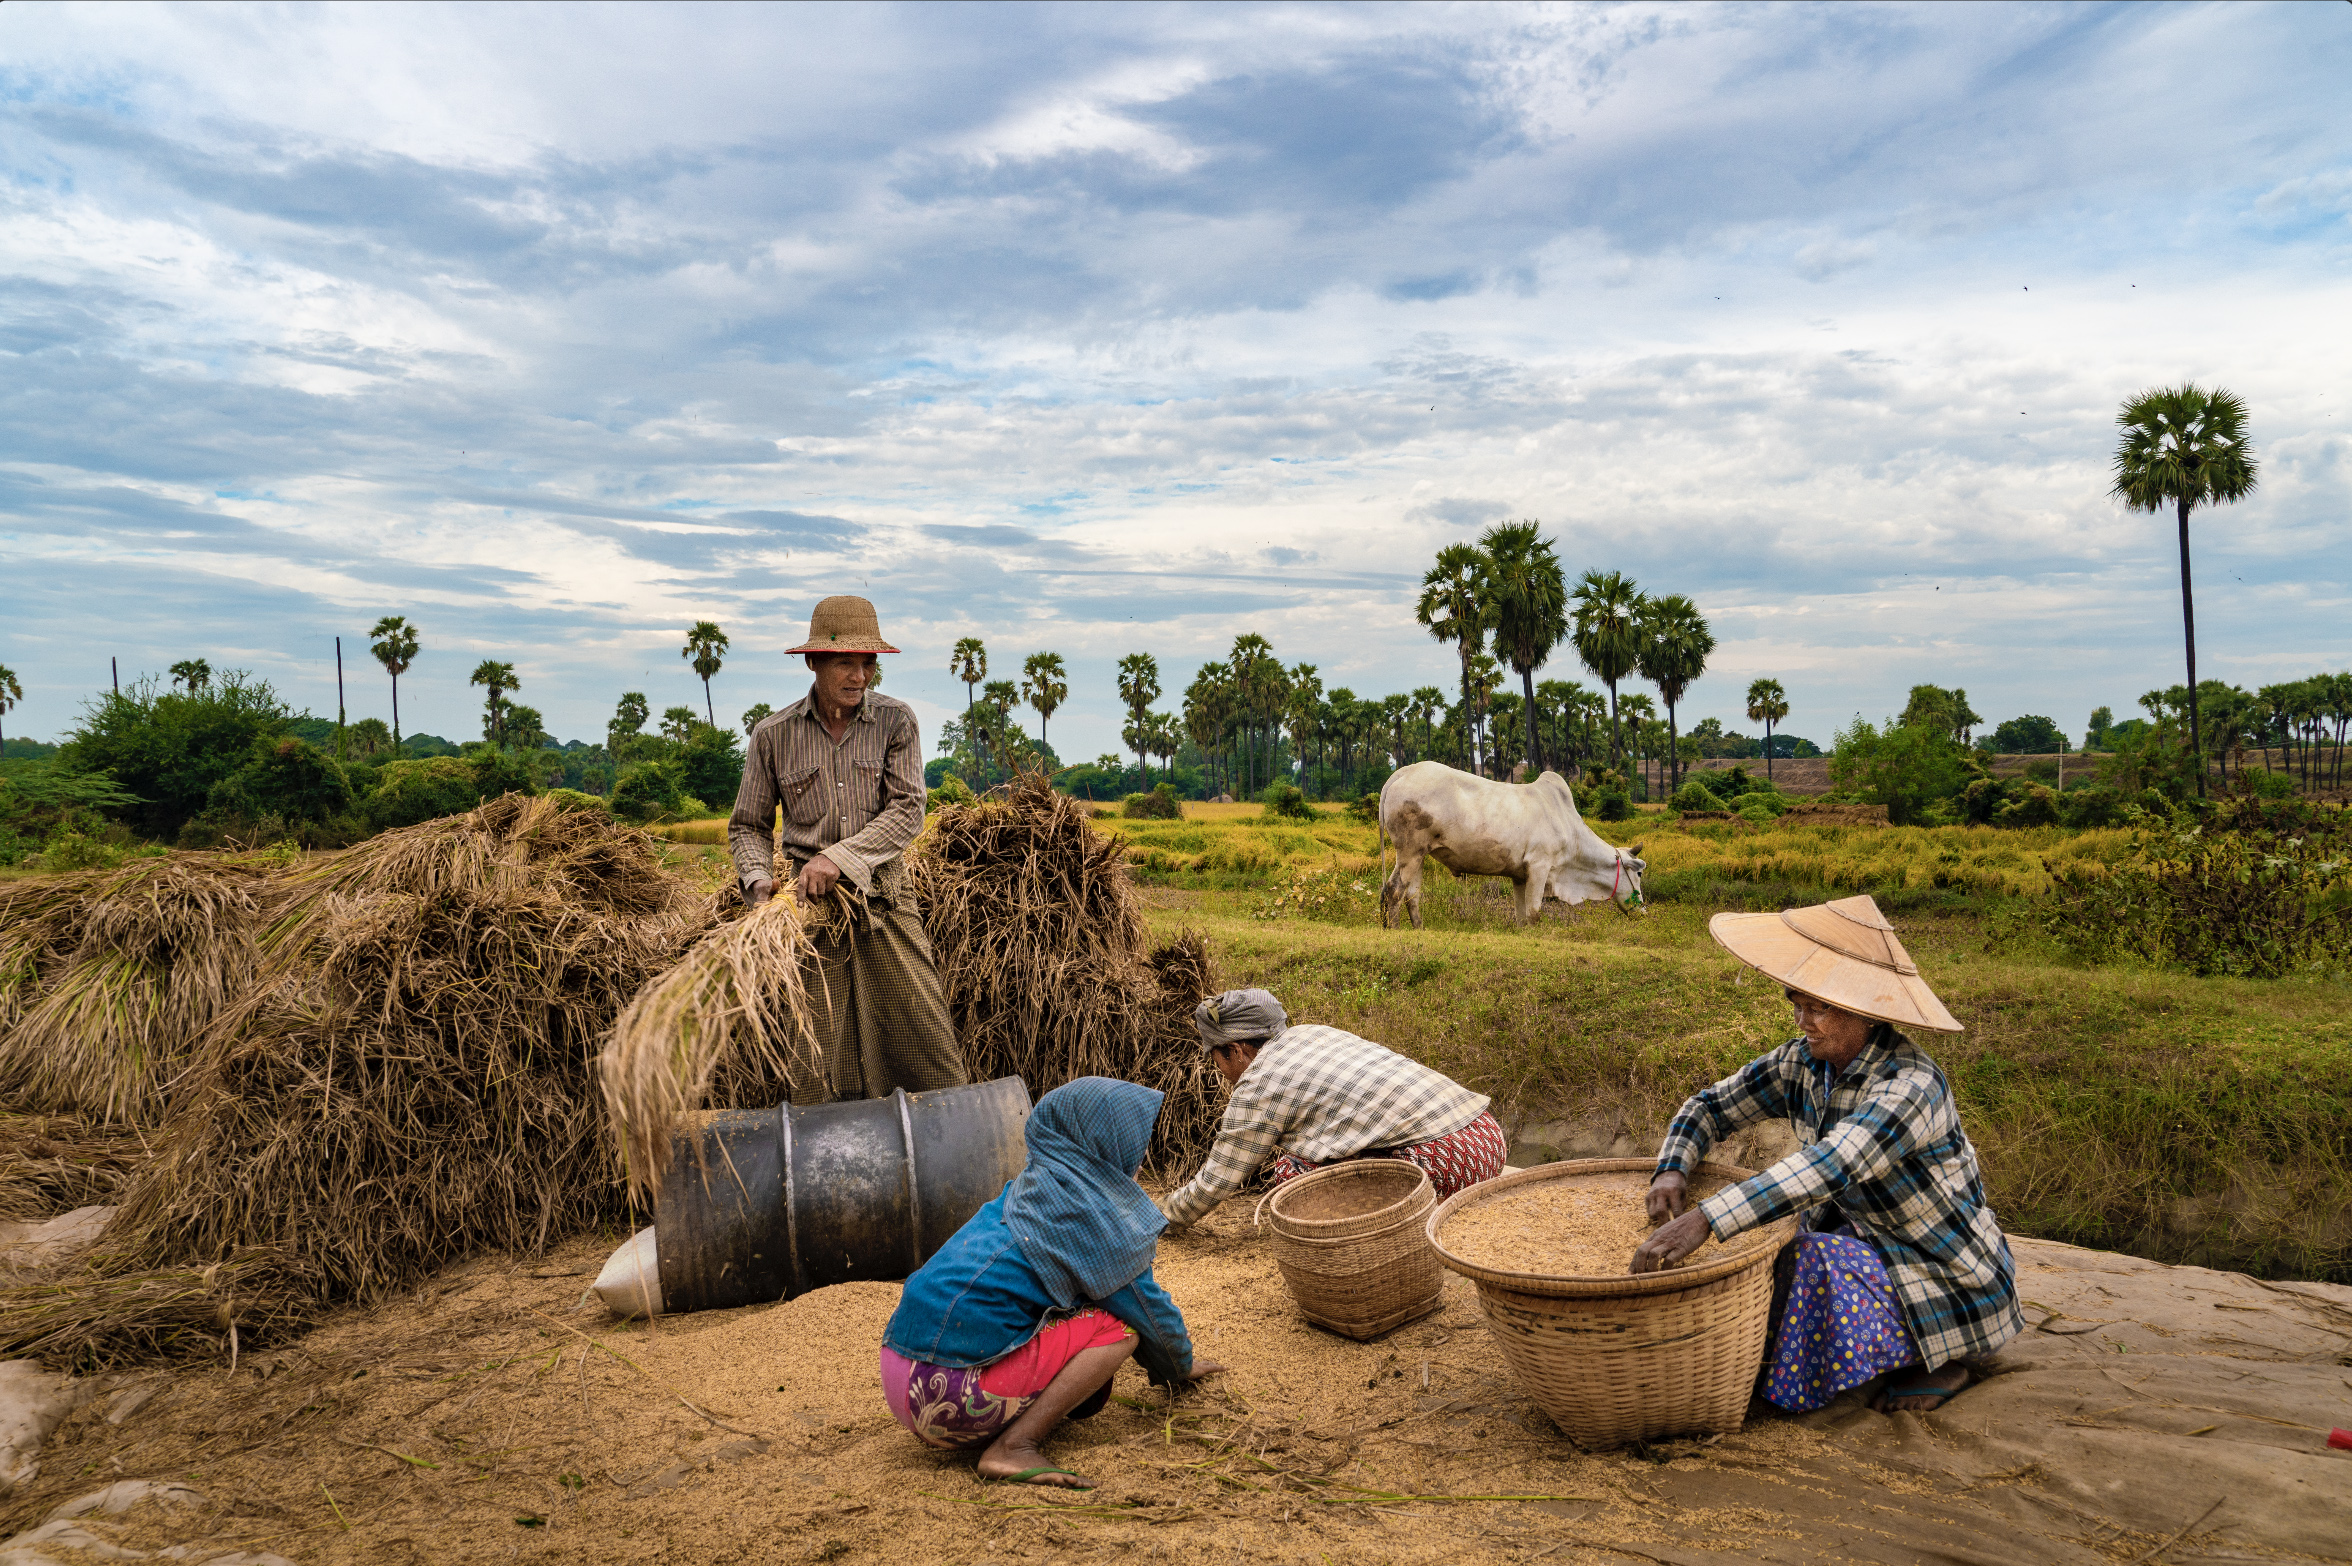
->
1426;1157;1795;1298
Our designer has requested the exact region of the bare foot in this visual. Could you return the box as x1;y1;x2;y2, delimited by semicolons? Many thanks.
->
1877;1363;1970;1414
976;1437;1092;1489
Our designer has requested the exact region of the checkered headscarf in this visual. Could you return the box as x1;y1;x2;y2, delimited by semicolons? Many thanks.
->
1193;988;1288;1049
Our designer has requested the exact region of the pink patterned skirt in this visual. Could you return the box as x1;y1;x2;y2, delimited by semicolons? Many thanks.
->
1269;1109;1509;1199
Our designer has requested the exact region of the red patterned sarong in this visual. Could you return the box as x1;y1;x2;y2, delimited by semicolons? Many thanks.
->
1269;1109;1508;1199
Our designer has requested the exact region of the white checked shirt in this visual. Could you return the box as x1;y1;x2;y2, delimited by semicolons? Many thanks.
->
1157;1024;1488;1227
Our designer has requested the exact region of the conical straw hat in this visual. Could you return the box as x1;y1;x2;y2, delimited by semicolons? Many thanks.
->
785;595;901;655
1708;894;1962;1033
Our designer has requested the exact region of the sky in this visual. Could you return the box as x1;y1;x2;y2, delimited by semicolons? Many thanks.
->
1;1;2347;761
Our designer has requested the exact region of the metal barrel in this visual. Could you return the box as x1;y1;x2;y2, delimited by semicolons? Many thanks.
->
653;1075;1031;1315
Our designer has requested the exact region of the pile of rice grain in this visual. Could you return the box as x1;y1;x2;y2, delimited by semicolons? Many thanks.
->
1439;1178;1758;1277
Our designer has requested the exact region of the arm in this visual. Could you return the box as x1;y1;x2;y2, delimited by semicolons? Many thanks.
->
1155;1087;1285;1228
1097;1269;1194;1386
1697;1062;1943;1240
1652;1049;1799;1182
727;725;782;897
816;703;927;895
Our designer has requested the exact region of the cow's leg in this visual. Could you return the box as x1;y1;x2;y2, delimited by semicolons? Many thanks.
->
1405;855;1426;929
1514;871;1543;925
1380;848;1409;929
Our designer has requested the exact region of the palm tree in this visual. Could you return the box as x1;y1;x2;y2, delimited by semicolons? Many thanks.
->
1286;663;1323;792
1745;677;1790;783
469;659;519;749
1465;649;1504;776
660;705;699;744
1410;687;1445;762
951;637;988;762
1117;652;1160;780
610;691;650;758
742;702;774;739
681;621;729;727
1416;543;1489;773
1634;595;1715;793
1619;693;1658;796
1183;664;1232;795
505;703;549;753
369;615;420;758
169;659;212;693
1477;521;1570;776
1145;711;1180;781
2112;384;2259;796
1570;570;1643;771
1021;652;1068;758
0;663;19;752
1226;634;1282;796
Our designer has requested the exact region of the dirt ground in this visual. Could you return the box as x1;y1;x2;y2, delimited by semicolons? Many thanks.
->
6;1205;2351;1566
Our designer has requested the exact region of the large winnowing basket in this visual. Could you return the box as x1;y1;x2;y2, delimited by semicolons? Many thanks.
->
1260;1161;1444;1340
1427;1158;1797;1446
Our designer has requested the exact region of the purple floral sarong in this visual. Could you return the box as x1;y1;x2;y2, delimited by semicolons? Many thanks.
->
1762;1231;1917;1412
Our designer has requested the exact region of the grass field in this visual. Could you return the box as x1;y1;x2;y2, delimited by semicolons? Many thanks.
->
664;800;2352;1280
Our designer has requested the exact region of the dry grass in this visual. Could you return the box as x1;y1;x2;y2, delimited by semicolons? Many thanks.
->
599;898;824;1203
911;774;1220;1171
0;1111;149;1221
0;854;279;1123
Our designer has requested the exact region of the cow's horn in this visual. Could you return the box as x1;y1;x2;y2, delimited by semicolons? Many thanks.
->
1627;842;1645;859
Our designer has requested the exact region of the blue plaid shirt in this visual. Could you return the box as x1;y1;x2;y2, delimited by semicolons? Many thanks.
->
1654;1027;2022;1370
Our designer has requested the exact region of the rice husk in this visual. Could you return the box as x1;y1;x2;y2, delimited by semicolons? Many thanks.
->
1438;1179;1764;1277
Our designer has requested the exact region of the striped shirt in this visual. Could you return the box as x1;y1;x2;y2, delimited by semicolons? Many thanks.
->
1655;1028;2023;1371
1157;1024;1488;1227
728;687;927;896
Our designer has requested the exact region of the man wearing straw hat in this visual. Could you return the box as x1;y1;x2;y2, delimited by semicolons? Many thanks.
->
730;596;968;1103
1632;894;2021;1415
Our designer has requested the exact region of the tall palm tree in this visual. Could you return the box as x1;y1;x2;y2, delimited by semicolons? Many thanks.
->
168;659;212;693
1410;686;1445;762
1416;543;1489;773
1464;650;1504;776
1477;521;1569;776
1021;652;1068;759
1746;677;1790;783
1620;693;1658;796
0;663;20;752
981;679;1020;772
1183;663;1232;795
1286;663;1323;792
741;702;773;738
1117;652;1160;780
1570;570;1643;771
1634;594;1715;792
369;615;420;758
681;621;729;727
610;691;649;758
469;659;519;749
2112;384;2259;796
951;637;988;762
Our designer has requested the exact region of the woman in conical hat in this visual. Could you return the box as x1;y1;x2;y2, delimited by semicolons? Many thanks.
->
1631;895;2022;1415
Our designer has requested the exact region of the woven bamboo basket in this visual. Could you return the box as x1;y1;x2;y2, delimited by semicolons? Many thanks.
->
1426;1158;1797;1446
1259;1161;1444;1340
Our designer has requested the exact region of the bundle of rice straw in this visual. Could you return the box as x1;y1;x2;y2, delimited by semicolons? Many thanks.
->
0;1112;148;1221
0;794;736;1365
599;897;822;1202
0;855;278;1123
909;774;1219;1171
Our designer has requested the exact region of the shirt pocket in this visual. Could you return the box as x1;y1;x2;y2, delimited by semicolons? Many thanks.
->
781;764;826;827
848;759;884;830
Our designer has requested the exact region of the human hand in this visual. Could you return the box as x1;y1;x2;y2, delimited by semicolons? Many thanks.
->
796;854;842;902
1646;1171;1688;1226
1630;1209;1710;1274
746;879;776;909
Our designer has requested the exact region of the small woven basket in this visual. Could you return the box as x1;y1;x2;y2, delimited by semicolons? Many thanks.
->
1260;1161;1444;1341
1427;1158;1796;1447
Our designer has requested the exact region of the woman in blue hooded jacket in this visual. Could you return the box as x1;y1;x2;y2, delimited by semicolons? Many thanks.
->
881;1077;1223;1488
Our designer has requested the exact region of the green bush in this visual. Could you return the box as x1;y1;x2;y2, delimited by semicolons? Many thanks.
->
1833;716;1970;826
365;757;486;832
676;724;746;813
1668;781;1722;814
545;787;609;814
929;774;979;811
610;759;689;823
1346;793;1381;826
2057;783;2128;829
1260;782;1317;821
206;736;356;826
2250;768;2302;800
33;831;130;872
58;673;293;840
1994;783;2059;829
1122;783;1182;820
1725;790;1789;817
1594;790;1631;822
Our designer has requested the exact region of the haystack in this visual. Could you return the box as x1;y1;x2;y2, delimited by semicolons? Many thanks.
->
0;855;278;1123
1;794;739;1364
909;774;1219;1171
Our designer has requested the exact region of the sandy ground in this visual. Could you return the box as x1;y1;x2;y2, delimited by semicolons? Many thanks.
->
6;1205;2351;1566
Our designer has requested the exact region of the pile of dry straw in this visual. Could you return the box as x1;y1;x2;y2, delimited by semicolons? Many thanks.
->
0;778;1213;1364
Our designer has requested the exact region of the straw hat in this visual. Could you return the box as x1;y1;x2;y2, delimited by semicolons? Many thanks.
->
1708;894;1962;1033
785;596;901;655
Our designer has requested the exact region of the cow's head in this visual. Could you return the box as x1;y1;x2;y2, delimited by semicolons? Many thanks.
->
1547;839;1647;911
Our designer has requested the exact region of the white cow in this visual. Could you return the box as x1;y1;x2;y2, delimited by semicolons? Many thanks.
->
1378;762;1645;929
